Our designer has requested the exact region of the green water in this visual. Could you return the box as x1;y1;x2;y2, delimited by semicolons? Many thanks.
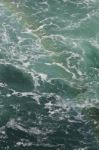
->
0;0;99;149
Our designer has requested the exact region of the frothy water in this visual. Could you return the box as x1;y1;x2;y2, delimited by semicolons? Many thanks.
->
0;0;99;149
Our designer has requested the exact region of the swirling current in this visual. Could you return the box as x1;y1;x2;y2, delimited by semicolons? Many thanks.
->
0;0;99;150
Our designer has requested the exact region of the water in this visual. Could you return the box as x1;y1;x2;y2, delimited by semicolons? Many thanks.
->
0;0;99;149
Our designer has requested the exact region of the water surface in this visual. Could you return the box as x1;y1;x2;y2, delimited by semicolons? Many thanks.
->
0;0;99;149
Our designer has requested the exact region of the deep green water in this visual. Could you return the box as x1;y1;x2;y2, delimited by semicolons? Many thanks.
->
0;0;99;149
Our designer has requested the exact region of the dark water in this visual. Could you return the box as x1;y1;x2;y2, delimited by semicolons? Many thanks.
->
0;0;99;149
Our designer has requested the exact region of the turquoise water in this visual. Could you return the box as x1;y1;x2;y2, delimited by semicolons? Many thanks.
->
0;0;99;149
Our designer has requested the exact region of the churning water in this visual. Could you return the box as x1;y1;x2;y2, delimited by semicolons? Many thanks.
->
0;0;99;149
